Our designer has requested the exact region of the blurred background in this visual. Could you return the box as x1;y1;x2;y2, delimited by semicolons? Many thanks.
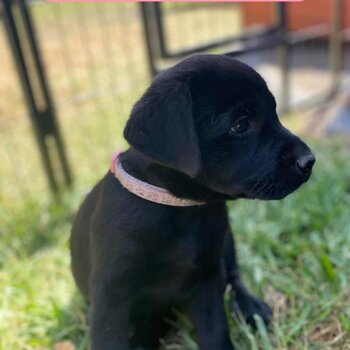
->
0;1;349;349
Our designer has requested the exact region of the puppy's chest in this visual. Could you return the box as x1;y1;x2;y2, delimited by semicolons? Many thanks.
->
139;222;225;301
158;209;227;276
172;224;222;267
133;205;229;301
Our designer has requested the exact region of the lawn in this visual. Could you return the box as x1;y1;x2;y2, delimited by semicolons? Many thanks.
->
1;136;349;350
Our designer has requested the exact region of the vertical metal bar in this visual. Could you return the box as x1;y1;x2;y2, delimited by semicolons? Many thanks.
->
1;0;58;193
18;0;72;188
139;3;158;77
1;0;72;194
154;3;168;57
330;0;343;95
277;2;290;114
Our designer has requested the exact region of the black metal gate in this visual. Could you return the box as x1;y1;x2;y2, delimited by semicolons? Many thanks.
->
2;0;72;194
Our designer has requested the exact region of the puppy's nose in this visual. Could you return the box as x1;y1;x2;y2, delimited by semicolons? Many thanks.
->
295;153;315;175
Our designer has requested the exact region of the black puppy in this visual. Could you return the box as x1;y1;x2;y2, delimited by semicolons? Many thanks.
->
70;54;315;350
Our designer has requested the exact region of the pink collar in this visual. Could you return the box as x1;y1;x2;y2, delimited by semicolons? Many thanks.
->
110;152;206;207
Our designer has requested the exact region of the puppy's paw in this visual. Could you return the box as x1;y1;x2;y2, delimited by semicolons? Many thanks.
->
231;292;273;328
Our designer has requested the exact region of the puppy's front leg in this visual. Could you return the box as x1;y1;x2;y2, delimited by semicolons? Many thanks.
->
187;273;234;350
224;228;272;327
90;284;130;350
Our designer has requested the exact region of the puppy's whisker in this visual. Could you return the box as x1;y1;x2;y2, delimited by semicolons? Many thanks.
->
249;180;264;197
249;181;260;197
265;182;274;196
248;181;258;197
255;178;273;197
250;179;264;196
263;180;274;196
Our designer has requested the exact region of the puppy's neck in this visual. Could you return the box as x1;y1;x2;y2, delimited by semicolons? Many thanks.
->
119;148;224;203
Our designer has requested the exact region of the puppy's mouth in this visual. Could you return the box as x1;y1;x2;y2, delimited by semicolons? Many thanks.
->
243;174;311;201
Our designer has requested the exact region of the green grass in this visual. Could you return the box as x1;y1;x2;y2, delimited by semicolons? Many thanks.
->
1;137;350;350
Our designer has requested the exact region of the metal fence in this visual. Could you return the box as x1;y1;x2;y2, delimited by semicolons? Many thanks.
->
1;1;150;203
0;0;348;206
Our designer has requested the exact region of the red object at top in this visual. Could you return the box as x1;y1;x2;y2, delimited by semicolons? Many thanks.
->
242;0;350;31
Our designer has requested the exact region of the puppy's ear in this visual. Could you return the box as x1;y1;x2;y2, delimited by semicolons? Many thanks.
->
124;82;200;178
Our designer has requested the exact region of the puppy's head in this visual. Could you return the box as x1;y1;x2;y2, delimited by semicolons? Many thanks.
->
124;54;315;200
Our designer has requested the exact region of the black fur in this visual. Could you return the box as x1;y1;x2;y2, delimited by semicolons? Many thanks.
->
70;54;315;350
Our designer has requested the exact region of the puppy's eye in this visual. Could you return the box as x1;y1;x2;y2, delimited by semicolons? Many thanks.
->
230;117;250;134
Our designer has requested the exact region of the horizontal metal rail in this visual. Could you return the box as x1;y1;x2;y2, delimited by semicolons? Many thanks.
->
154;2;280;59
